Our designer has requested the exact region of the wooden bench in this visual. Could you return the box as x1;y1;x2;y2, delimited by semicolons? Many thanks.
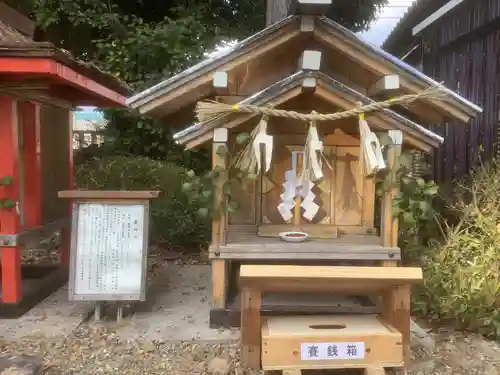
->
239;264;423;373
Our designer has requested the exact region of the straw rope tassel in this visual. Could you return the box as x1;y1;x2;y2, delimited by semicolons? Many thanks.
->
300;116;325;182
233;115;272;175
252;115;273;173
358;113;386;177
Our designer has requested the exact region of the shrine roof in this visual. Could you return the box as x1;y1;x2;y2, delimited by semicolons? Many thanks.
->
127;15;481;124
315;16;481;116
0;20;131;105
174;70;444;152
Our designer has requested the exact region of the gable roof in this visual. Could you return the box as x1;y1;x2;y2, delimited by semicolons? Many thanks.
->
128;15;481;125
174;70;444;152
127;15;300;110
314;17;481;120
0;19;131;96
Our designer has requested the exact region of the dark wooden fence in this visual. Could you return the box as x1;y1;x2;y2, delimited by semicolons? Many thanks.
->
417;0;500;185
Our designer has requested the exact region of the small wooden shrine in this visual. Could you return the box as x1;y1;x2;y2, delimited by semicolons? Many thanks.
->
0;5;130;317
128;1;481;373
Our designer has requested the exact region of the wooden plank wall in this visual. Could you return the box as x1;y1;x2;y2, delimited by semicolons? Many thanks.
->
419;0;500;186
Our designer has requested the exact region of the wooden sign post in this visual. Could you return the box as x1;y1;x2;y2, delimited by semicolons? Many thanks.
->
58;190;159;320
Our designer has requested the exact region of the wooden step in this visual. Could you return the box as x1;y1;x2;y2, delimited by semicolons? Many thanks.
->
240;265;423;294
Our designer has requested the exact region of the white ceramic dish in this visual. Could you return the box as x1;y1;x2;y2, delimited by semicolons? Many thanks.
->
279;231;309;243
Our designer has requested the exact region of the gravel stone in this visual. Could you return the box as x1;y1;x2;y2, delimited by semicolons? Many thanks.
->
1;326;500;375
208;357;230;375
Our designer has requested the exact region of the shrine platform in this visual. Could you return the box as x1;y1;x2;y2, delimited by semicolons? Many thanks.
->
209;230;400;262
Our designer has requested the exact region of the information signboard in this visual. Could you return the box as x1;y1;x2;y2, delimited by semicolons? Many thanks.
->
68;200;150;301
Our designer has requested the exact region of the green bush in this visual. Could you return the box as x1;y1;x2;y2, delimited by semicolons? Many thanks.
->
414;161;500;338
74;156;210;250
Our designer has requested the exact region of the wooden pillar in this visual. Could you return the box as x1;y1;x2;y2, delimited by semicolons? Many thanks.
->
241;285;262;369
0;96;21;303
379;130;411;362
381;285;411;362
61;110;75;266
19;101;41;228
293;152;303;227
381;130;403;262
211;128;228;309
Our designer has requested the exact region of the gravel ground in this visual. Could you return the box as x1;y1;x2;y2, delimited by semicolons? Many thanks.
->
6;243;500;374
1;325;500;375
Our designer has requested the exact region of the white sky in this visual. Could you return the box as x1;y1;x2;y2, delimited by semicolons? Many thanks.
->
359;0;417;46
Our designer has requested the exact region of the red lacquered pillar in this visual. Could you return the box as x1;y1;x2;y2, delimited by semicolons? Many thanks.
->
0;96;21;303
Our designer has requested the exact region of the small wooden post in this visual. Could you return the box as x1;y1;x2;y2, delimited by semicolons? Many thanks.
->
293;152;303;227
381;130;403;262
382;285;411;362
211;128;228;309
0;96;21;303
379;130;411;362
241;285;262;369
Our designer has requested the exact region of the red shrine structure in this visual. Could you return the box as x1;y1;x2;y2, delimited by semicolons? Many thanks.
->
0;5;130;316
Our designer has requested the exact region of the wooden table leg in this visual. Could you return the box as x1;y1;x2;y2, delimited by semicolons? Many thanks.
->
241;286;262;369
381;284;411;364
211;259;227;308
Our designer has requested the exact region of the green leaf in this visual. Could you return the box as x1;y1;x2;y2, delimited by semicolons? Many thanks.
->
216;145;227;156
236;132;251;145
401;176;412;185
202;189;212;198
0;199;16;209
187;169;196;178
402;212;417;225
399;153;413;169
409;198;420;208
196;207;209;218
424;185;439;196
392;206;403;216
419;200;431;213
0;176;13;186
1;176;13;185
247;173;258;180
181;182;192;192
